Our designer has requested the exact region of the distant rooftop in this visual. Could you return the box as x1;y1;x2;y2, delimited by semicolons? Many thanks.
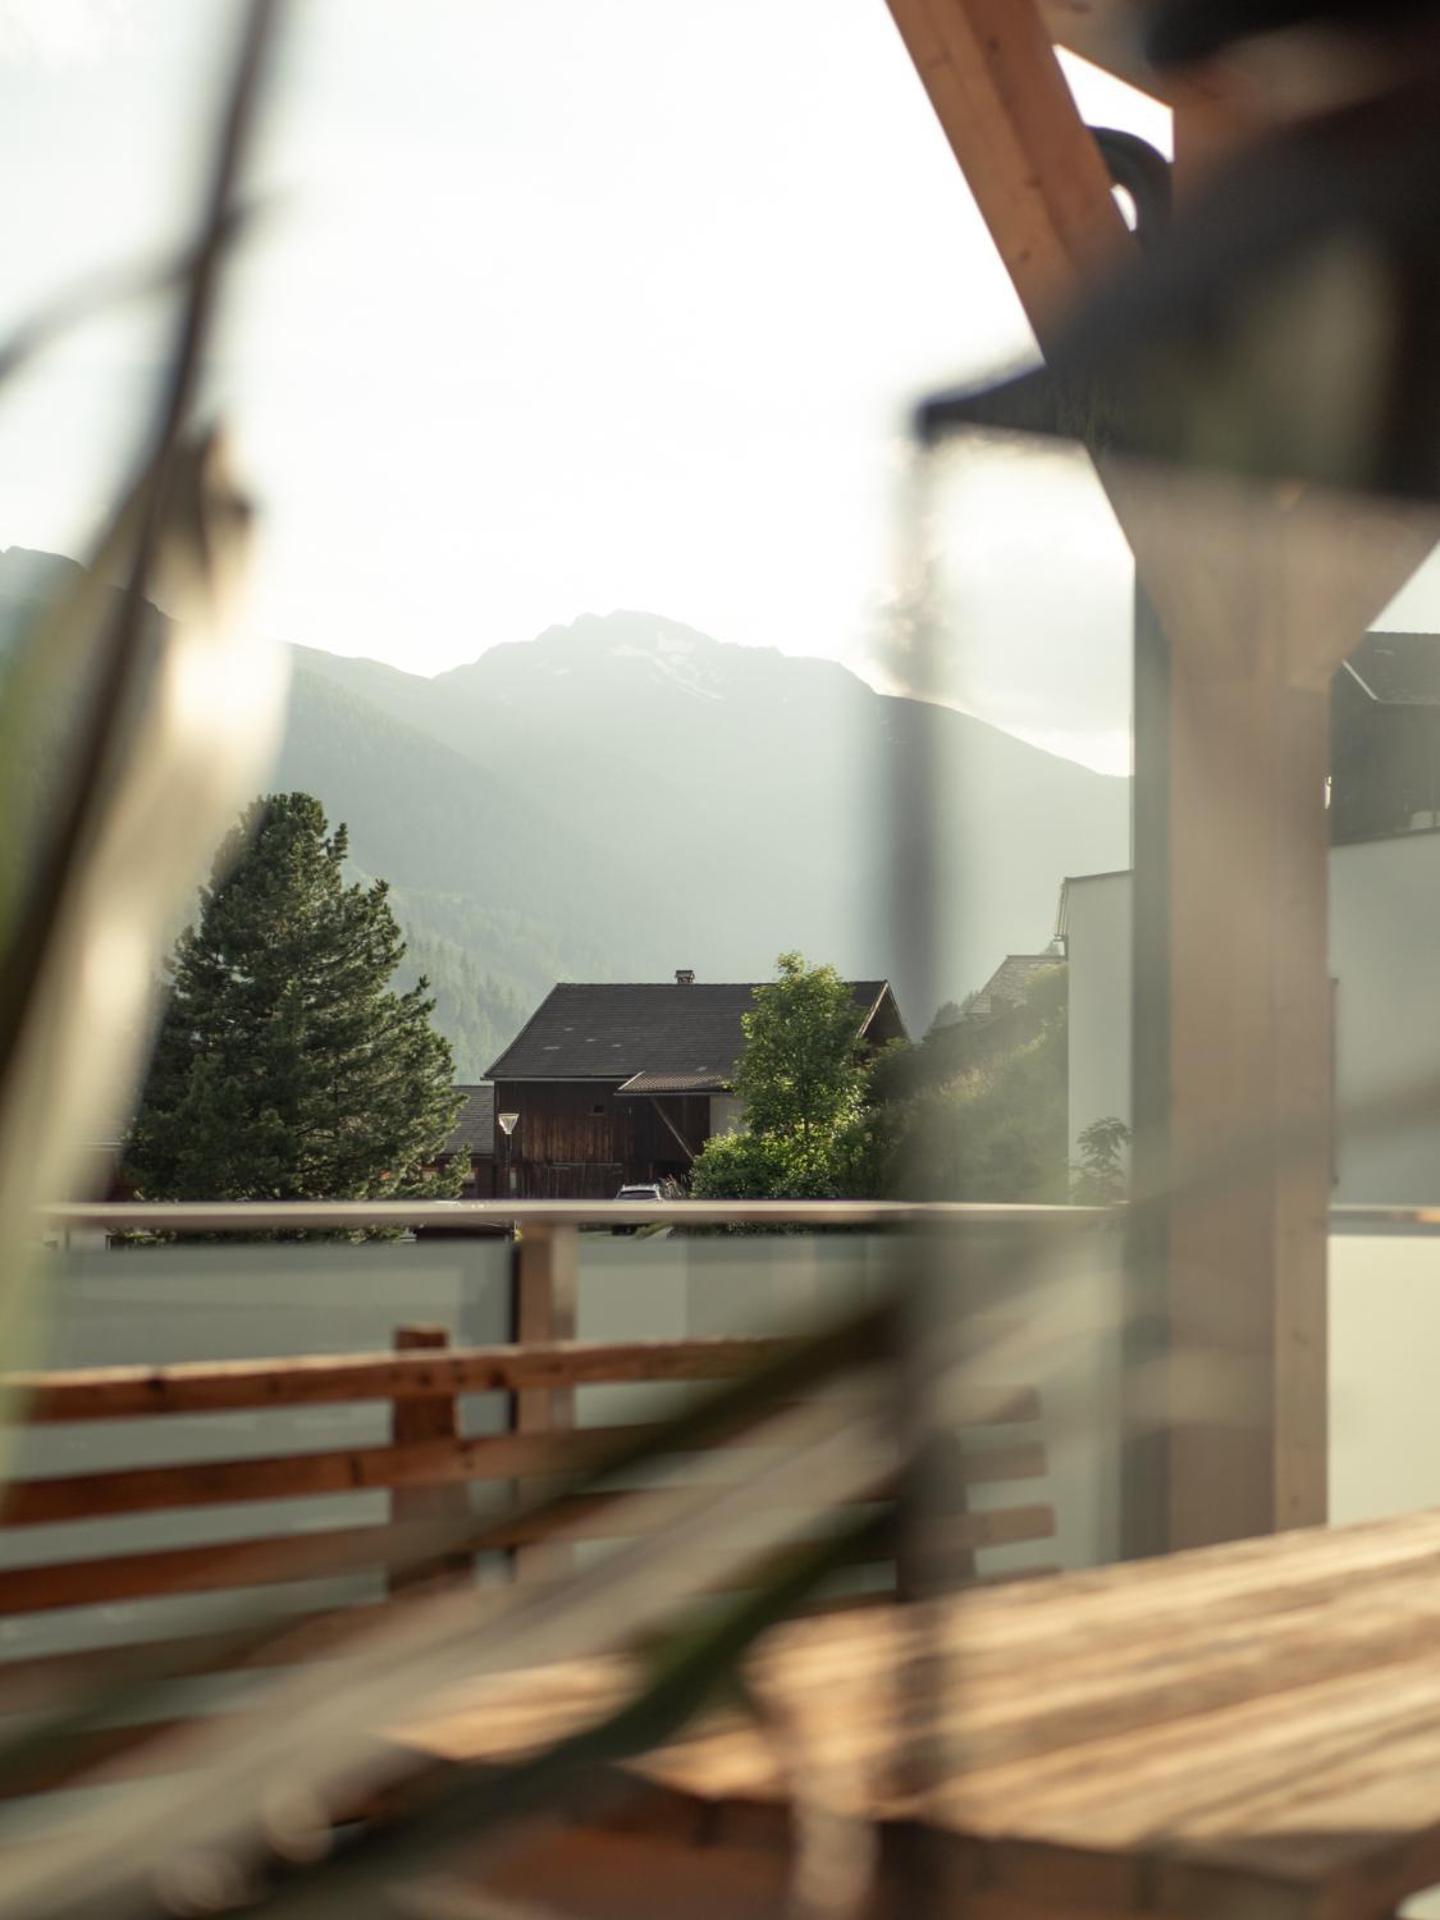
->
444;1083;495;1157
1344;633;1440;706
969;953;1064;1021
488;979;902;1082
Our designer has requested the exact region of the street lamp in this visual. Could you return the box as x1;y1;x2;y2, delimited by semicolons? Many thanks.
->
497;1110;519;1197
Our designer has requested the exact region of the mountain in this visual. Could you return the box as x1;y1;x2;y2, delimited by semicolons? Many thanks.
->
286;613;1130;1043
0;551;1130;1073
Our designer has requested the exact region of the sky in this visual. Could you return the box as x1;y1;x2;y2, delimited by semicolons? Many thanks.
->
0;0;1244;774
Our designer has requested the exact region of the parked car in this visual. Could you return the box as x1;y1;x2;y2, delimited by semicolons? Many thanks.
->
612;1182;663;1233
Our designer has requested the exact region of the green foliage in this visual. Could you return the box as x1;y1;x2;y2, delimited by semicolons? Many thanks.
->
893;965;1069;1203
390;917;529;1081
732;951;868;1139
691;952;891;1201
1071;1115;1130;1203
124;793;463;1202
925;996;971;1037
689;1121;894;1202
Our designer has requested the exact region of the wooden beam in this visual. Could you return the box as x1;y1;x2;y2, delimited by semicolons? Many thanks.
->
2;1335;785;1422
0;1418;1051;1532
1160;671;1331;1542
511;1224;579;1580
386;1326;478;1593
0;1523;391;1615
649;1097;696;1165
512;1229;579;1437
0;1426;656;1529
884;0;1129;340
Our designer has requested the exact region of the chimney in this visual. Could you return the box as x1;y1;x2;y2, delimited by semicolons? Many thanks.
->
675;968;695;985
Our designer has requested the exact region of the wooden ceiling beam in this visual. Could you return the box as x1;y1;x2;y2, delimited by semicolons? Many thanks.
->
885;0;1130;343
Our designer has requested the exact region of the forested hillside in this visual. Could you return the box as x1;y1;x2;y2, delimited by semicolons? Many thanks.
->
0;549;1133;1070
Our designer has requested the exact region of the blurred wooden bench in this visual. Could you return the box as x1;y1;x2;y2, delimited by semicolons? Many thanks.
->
404;1509;1440;1920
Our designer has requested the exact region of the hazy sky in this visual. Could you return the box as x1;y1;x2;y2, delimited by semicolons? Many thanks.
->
0;1;1185;771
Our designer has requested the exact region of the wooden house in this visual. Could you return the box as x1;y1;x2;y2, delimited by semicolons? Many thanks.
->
487;971;906;1199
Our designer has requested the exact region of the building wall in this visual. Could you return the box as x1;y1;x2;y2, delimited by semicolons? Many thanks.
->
1330;832;1440;1203
1063;872;1132;1168
1065;832;1440;1205
494;1081;711;1198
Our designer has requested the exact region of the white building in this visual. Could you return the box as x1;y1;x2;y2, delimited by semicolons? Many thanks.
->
1062;831;1440;1205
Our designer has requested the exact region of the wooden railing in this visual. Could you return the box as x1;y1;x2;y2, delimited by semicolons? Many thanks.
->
0;1326;806;1615
0;1206;1080;1796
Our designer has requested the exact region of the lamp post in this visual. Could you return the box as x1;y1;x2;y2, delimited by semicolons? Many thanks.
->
497;1110;519;1199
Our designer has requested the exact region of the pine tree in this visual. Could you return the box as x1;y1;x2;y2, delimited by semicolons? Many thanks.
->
125;793;463;1203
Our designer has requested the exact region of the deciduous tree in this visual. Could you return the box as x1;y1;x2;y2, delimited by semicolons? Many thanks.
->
690;952;891;1200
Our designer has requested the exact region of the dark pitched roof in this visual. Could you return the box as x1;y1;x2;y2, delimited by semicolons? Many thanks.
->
488;981;899;1082
444;1083;495;1157
969;954;1064;1021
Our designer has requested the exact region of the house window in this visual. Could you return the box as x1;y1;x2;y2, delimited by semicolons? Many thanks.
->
591;1103;606;1116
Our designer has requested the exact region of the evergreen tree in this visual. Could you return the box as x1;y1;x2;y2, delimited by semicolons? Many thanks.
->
125;793;462;1202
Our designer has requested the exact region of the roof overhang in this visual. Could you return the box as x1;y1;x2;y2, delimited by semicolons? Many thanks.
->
615;1071;729;1098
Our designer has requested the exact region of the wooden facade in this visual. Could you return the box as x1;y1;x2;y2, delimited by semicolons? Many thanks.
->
487;977;906;1201
492;1081;712;1199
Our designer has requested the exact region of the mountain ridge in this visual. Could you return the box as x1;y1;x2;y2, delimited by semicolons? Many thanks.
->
0;550;1131;1072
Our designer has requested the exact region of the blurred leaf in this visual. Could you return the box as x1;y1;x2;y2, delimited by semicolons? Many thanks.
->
246;1508;893;1918
0;1383;896;1920
0;0;284;1401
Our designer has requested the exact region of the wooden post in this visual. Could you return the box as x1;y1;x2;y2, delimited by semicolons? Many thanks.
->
1162;669;1332;1543
388;1325;471;1594
884;0;1440;1553
509;1225;579;1579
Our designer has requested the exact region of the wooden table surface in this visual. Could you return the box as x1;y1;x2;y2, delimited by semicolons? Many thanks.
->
398;1510;1440;1919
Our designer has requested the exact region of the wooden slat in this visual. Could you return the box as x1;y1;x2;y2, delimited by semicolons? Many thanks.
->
3;1420;901;1531
0;1487;881;1616
0;1523;392;1615
0;1484;1039;1618
0;1489;720;1614
0;1426;660;1529
3;1336;785;1423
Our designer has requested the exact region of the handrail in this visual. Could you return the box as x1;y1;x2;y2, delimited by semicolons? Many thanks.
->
42;1199;1110;1232
3;1336;788;1420
43;1199;1435;1233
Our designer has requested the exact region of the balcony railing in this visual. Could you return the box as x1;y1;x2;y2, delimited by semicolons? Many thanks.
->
41;1199;1108;1230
